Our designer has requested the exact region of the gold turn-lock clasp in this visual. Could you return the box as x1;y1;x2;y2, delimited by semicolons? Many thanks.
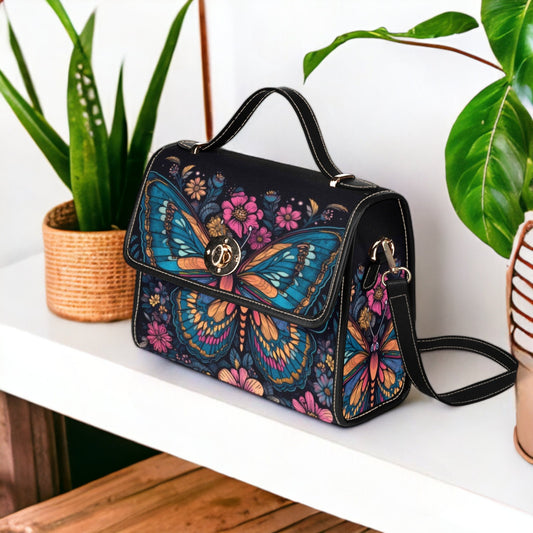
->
370;237;412;283
204;236;241;276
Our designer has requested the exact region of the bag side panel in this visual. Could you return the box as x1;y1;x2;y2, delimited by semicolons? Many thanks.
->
340;197;414;425
132;271;342;424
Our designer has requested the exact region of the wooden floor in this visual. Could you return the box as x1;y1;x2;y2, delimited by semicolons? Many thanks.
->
0;453;380;532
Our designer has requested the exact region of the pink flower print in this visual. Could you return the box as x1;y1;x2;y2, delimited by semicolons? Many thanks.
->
221;192;263;238
275;204;301;231
292;391;333;423
367;274;390;318
146;321;173;353
249;226;272;250
218;368;264;396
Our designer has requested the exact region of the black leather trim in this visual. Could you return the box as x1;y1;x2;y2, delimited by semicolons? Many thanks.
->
387;278;517;405
196;87;376;188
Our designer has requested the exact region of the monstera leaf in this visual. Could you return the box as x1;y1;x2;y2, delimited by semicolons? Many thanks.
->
482;0;533;106
446;78;533;258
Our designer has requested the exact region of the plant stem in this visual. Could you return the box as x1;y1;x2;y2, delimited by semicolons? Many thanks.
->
389;37;504;72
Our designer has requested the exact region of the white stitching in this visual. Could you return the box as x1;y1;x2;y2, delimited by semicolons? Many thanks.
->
289;89;340;174
332;276;346;425
206;90;271;149
202;88;375;188
281;89;332;177
397;199;409;269
419;344;508;366
390;293;435;396
420;335;512;358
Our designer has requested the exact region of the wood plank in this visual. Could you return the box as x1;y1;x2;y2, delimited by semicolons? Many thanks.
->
0;392;70;517
323;522;375;533
0;453;380;533
101;469;292;533
0;453;198;531
225;501;319;532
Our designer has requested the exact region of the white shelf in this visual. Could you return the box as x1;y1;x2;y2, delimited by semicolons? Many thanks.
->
1;255;532;533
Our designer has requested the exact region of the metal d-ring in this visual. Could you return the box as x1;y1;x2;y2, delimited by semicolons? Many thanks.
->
191;143;207;155
383;267;412;284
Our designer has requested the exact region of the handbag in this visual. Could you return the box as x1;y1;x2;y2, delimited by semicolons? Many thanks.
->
124;87;517;426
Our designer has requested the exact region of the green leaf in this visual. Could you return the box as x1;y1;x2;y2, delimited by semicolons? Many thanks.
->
108;65;128;228
304;12;478;80
396;12;479;39
8;20;43;115
67;32;111;231
445;78;533;258
45;0;78;45
0;69;70;189
482;0;533;106
79;11;96;59
120;0;193;225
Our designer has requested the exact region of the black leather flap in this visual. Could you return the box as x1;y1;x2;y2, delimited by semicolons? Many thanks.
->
125;142;382;327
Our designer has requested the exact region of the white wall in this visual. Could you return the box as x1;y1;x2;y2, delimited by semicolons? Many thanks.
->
0;0;510;347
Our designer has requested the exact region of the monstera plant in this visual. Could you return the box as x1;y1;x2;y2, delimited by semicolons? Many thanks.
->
304;0;533;259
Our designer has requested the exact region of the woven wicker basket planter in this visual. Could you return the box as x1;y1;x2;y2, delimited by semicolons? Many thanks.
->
42;201;136;322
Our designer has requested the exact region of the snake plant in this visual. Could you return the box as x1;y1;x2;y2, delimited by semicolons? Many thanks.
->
0;0;193;230
304;1;533;258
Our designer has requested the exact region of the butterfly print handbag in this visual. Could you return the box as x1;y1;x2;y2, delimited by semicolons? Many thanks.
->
124;87;517;426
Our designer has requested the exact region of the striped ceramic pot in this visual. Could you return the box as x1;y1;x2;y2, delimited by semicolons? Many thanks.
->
508;212;533;463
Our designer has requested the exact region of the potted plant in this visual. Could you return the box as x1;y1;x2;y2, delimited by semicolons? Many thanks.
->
303;0;533;461
0;0;192;321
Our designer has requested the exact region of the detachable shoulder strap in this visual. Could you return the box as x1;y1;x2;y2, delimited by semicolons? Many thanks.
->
386;278;517;405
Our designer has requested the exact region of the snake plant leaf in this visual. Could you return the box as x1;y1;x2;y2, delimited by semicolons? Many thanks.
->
7;20;43;115
108;65;128;228
482;0;533;106
67;16;111;231
45;0;78;45
79;11;95;60
446;78;533;258
304;12;478;81
0;70;70;189
121;0;193;225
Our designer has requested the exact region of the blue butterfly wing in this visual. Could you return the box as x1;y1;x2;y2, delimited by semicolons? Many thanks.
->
247;310;314;392
237;228;343;315
139;173;212;280
171;287;238;361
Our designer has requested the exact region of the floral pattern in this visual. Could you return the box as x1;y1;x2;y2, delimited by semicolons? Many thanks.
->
184;176;207;201
146;321;172;353
222;191;263;238
218;367;264;396
276;204;301;231
292;391;333;422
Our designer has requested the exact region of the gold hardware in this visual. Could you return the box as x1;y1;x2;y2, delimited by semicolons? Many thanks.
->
369;237;395;263
370;237;412;283
329;173;355;188
211;243;233;269
204;236;241;276
191;143;206;155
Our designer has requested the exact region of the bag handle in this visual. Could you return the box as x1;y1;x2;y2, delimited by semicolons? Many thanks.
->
191;87;366;186
386;277;517;405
